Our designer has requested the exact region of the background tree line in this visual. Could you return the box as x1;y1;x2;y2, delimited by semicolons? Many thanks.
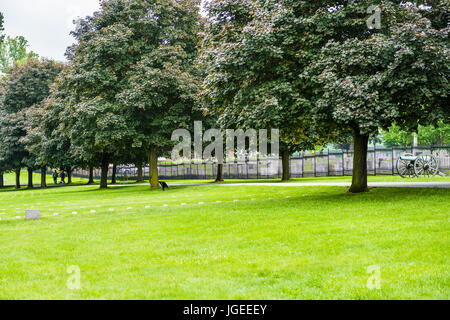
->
0;0;448;193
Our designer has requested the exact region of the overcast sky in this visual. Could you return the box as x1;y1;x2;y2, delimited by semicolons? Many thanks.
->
1;0;101;62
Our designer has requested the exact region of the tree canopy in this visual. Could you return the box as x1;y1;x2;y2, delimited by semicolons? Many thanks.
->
0;36;39;74
200;0;449;192
0;59;63;187
59;0;203;188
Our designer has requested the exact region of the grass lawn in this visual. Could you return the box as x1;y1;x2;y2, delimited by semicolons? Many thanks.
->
0;181;448;300
2;171;88;186
2;171;449;187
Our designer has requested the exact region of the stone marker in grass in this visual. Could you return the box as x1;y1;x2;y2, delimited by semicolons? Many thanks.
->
26;209;40;220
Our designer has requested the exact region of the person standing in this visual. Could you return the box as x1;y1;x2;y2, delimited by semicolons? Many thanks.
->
60;170;66;184
53;170;58;185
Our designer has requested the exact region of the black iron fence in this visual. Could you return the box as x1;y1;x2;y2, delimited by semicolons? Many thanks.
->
72;146;450;181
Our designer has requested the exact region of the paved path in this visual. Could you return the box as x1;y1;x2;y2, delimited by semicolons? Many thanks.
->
105;182;450;189
205;182;450;188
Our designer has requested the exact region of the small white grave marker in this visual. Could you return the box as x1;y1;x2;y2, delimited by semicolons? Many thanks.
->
90;210;96;213
26;209;40;220
109;208;115;212
72;211;78;215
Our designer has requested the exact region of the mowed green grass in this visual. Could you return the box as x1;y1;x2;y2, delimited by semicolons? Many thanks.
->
0;183;448;299
2;171;88;186
3;170;449;188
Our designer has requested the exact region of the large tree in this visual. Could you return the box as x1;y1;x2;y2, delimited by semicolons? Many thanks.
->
304;1;449;192
23;66;81;188
0;59;63;188
201;0;449;191
200;0;330;182
63;0;202;189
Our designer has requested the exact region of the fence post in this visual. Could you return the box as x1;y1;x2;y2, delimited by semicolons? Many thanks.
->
342;150;345;176
301;152;304;178
256;156;259;180
314;154;317;177
391;148;395;175
327;149;330;176
246;159;249;179
374;145;377;176
289;157;292;179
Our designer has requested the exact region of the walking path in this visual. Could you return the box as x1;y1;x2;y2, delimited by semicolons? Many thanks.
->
112;182;450;188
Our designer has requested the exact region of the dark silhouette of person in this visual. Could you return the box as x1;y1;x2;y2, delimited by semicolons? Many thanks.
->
60;171;66;184
53;170;58;184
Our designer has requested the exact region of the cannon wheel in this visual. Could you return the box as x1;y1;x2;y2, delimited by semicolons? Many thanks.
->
397;157;416;178
414;154;439;178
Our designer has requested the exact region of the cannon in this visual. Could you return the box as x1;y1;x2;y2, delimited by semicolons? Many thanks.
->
396;153;439;178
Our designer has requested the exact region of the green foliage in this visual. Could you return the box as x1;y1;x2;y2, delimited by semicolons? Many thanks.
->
0;36;39;74
60;0;202;177
381;121;450;147
200;0;449;192
0;59;63;171
0;12;4;44
304;1;449;135
380;124;414;147
200;0;320;153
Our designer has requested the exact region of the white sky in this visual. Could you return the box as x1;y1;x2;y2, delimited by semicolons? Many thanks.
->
1;0;208;62
1;0;101;62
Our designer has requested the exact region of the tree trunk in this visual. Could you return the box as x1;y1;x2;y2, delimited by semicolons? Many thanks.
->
215;163;224;182
0;172;4;188
27;168;34;188
100;155;109;189
88;166;95;184
67;167;72;184
281;150;291;181
136;165;143;182
41;166;47;188
349;130;370;193
15;169;21;189
148;147;159;188
111;164;117;184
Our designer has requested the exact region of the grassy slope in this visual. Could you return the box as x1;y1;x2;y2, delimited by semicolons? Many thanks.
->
0;183;448;299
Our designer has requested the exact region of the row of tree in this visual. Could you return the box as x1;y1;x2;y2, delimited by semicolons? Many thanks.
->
0;1;448;193
380;121;450;147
